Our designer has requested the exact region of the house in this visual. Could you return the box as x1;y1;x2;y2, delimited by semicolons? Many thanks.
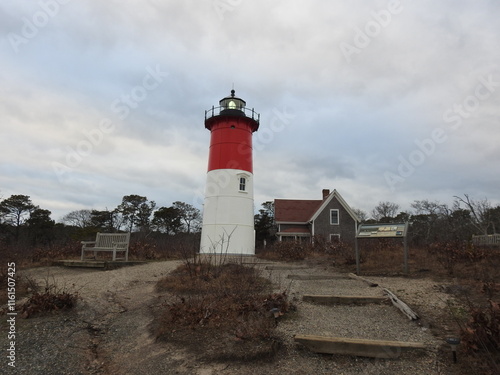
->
274;189;359;244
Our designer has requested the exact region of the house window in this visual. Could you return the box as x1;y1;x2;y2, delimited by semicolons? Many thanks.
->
330;209;339;225
239;177;246;191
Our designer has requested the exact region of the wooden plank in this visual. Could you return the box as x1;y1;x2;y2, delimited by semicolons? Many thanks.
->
383;288;419;320
287;274;346;280
294;334;425;358
265;265;310;270
53;260;147;269
53;260;106;268
348;273;379;287
303;295;387;305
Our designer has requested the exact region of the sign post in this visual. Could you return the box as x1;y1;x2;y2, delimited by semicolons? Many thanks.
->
355;222;409;275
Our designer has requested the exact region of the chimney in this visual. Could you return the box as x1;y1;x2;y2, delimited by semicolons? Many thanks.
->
322;189;330;199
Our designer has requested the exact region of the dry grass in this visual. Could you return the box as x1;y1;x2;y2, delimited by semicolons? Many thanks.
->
343;240;500;374
0;236;189;270
0;242;81;270
152;259;290;361
257;241;313;261
128;239;186;260
156;262;271;295
341;239;500;282
266;239;500;375
18;275;79;318
0;265;33;307
458;299;500;374
31;243;81;265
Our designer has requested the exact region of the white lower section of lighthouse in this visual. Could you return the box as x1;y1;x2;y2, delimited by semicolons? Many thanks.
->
200;169;255;255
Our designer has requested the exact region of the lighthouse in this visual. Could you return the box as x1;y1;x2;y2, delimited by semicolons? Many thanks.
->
200;90;260;255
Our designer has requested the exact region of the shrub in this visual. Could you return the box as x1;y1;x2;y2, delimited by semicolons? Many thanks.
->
31;242;80;264
461;299;500;352
157;262;271;296
320;238;356;265
20;277;78;318
460;299;500;374
428;241;486;276
153;259;290;361
259;241;312;261
129;240;162;260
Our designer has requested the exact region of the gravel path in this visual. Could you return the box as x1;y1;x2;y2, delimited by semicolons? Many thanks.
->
2;260;460;374
265;265;449;375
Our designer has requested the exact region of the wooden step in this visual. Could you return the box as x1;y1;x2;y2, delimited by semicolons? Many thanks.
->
53;260;106;268
287;274;346;280
302;295;387;305
53;260;147;269
265;265;311;270
294;334;426;358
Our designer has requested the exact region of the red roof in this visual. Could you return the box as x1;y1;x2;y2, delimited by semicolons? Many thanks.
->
274;199;323;222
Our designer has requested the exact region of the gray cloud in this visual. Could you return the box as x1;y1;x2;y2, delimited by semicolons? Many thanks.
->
1;0;499;220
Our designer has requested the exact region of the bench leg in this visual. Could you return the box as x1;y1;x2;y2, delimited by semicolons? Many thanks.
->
82;249;93;260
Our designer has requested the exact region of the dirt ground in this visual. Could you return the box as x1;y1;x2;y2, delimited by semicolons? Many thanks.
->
1;259;464;374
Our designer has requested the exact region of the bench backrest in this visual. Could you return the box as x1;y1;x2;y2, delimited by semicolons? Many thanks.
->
95;232;130;248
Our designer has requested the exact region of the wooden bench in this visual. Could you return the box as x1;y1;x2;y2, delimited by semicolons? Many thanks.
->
81;232;130;261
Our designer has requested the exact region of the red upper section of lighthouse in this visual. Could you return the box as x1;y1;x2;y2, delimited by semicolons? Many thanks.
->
204;91;259;173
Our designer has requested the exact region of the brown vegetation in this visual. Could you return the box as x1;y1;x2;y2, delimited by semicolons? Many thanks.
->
152;258;291;361
257;240;313;261
458;299;500;374
2;227;499;373
259;238;500;374
18;275;79;318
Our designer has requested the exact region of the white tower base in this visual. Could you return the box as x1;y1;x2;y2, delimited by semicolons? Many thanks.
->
200;169;255;255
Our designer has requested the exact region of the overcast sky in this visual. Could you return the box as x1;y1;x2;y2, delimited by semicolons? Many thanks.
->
1;0;499;221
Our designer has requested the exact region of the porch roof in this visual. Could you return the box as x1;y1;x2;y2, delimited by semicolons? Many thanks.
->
278;226;311;234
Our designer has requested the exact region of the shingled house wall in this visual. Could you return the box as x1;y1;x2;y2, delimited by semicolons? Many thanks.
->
313;196;357;245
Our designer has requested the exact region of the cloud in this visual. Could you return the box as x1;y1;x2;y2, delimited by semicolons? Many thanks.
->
1;0;499;221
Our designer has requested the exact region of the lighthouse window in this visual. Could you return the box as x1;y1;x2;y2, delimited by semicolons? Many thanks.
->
228;100;236;109
239;177;246;191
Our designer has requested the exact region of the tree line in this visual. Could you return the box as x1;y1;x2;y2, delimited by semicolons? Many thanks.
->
1;193;498;249
61;195;201;235
0;194;202;247
353;196;500;246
